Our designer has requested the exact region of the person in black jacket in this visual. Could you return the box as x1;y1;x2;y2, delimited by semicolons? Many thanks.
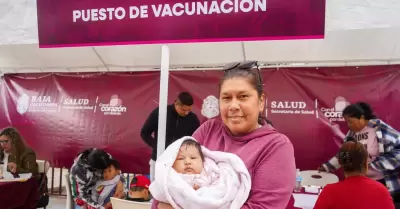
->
141;92;200;181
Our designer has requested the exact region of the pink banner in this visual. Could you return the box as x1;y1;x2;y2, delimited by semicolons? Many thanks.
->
36;0;325;47
0;66;399;174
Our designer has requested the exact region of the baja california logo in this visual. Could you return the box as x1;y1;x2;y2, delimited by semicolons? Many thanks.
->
17;94;58;114
99;94;127;115
16;94;30;115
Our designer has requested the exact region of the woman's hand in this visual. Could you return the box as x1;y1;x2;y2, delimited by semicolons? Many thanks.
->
318;165;327;173
7;162;17;173
193;184;200;190
158;202;173;209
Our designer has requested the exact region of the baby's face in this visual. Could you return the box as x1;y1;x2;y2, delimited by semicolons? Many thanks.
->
103;165;119;180
172;145;203;174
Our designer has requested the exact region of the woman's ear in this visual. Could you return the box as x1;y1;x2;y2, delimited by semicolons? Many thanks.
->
259;93;266;113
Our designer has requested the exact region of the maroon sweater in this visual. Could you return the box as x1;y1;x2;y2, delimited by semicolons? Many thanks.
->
152;118;296;209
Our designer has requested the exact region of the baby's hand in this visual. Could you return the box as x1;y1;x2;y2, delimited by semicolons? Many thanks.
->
193;184;200;190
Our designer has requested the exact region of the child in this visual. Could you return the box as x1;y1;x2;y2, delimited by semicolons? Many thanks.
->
126;175;151;202
149;136;251;209
92;159;125;209
172;139;217;190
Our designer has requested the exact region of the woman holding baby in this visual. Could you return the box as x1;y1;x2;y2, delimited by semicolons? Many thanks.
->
154;61;296;209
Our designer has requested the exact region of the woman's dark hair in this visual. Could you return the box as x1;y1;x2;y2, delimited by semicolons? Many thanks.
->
342;102;377;120
87;149;112;170
0;127;28;163
181;139;205;162
219;61;269;125
345;136;356;142
337;141;368;173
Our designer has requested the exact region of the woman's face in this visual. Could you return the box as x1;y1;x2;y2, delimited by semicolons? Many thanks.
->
344;115;367;132
0;135;12;153
219;77;264;135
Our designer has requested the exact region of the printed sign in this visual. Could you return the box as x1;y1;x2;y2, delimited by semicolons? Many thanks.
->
36;0;326;47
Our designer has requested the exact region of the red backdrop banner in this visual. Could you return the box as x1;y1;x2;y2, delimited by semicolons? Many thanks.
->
0;66;399;174
36;0;325;47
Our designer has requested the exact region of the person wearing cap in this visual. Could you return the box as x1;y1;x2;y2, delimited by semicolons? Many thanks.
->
70;148;113;209
126;175;151;202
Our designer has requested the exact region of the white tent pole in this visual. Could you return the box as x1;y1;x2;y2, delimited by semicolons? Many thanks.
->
156;45;170;158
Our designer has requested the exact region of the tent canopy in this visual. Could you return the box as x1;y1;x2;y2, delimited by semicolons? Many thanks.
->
1;0;400;73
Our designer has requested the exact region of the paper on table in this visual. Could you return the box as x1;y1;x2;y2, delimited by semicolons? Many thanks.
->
292;193;319;209
18;173;32;179
0;173;32;182
304;186;320;194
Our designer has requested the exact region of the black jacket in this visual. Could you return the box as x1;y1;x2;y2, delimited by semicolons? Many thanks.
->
140;104;200;160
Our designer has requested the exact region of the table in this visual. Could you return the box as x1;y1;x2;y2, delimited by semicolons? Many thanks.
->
0;178;39;209
286;189;319;209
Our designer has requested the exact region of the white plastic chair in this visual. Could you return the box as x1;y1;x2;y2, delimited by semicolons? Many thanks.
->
64;173;76;209
110;197;151;209
37;160;50;173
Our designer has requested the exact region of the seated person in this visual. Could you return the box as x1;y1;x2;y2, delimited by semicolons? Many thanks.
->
92;159;125;209
314;141;394;209
126;175;151;202
0;127;38;178
149;137;251;209
70;148;113;209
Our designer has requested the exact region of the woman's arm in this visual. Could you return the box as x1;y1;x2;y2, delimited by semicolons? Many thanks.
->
370;121;400;171
320;131;352;172
241;136;296;209
17;150;38;174
114;181;125;198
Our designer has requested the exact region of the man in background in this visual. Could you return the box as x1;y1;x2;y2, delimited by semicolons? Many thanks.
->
141;92;200;181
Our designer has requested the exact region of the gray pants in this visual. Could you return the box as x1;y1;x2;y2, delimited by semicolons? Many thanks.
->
149;159;155;182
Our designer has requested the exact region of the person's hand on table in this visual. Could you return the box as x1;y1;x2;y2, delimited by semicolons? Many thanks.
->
158;202;173;209
7;162;17;173
318;165;327;173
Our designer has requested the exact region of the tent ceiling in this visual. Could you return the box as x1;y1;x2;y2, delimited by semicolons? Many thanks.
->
0;0;400;73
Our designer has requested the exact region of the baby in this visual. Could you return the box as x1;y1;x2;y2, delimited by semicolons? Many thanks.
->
172;139;218;190
92;159;125;209
149;136;251;209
